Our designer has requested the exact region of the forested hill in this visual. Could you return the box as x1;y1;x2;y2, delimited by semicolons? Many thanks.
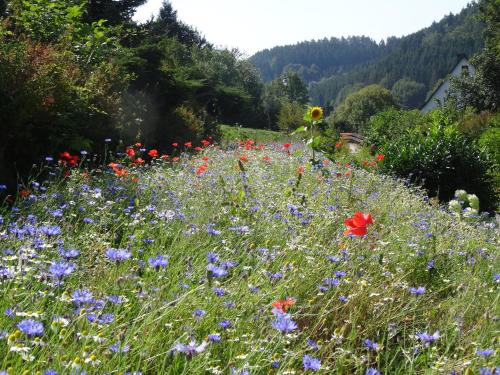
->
250;3;485;109
249;36;385;82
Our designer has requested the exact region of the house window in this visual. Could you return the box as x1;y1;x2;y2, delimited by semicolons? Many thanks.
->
461;65;469;75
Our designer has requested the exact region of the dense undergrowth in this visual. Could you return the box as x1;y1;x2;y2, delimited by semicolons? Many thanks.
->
0;141;498;374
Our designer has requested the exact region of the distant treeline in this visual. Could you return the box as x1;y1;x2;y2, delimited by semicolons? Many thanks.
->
250;3;485;109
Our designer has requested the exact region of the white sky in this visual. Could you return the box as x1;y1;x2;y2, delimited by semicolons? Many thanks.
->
134;0;473;56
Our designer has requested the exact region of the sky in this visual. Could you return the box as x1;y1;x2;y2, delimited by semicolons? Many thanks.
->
133;0;473;56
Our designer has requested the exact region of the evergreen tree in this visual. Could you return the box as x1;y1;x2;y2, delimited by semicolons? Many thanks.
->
84;0;147;25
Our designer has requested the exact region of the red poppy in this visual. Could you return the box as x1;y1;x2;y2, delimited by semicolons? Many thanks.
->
344;212;373;237
126;148;135;157
194;146;203;152
196;164;208;175
134;142;142;148
148;149;158;158
272;298;296;313
201;139;210;147
201;156;209;161
133;158;145;165
239;155;248;162
283;143;291;149
335;140;344;149
262;156;271;161
132;177;140;183
184;141;192;148
297;166;305;174
172;157;180;162
161;155;169;160
172;143;178;148
19;189;30;198
376;153;385;162
60;151;71;160
114;168;128;177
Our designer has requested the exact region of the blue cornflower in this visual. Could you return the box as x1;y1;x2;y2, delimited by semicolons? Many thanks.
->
109;342;130;353
307;338;319;350
206;252;219;263
218;319;232;329
302;354;321;371
213;287;225;296
494;273;500;283
43;370;59;375
108;295;123;304
476;348;494;357
409;286;426;295
17;319;44;337
334;270;347;278
365;368;381;375
208;333;221;342
148;255;169;269
207;224;221;236
363;338;379;351
416;331;440;346
39;225;61;237
272;314;297;333
326;255;341;263
0;184;7;189
207;264;228;278
105;248;131;262
49;261;75;279
174;341;208;356
83;218;94;224
72;289;94;306
192;308;206;319
268;272;284;280
323;278;340;286
59;248;80;259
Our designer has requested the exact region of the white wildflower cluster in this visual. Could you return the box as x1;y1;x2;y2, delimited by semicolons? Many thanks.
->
448;189;480;218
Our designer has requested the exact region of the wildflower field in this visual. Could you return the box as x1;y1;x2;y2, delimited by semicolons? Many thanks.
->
0;140;498;375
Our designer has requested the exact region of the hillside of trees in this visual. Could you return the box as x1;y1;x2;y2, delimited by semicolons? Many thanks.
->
0;0;266;190
250;3;485;109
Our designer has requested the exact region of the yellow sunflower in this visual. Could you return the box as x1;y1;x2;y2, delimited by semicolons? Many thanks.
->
310;106;323;121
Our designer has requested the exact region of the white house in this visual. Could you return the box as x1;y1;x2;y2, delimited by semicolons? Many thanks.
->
421;55;476;113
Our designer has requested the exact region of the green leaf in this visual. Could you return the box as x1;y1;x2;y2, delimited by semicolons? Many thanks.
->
292;126;306;135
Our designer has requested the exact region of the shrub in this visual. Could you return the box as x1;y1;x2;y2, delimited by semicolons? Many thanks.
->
380;112;498;212
364;108;426;147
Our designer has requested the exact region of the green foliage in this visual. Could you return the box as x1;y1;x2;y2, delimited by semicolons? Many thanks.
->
84;0;147;26
277;101;305;132
0;38;127;182
333;84;397;133
305;4;484;109
250;36;384;82
219;124;286;143
391;78;427;108
365;108;426;147
262;71;308;129
379;112;498;212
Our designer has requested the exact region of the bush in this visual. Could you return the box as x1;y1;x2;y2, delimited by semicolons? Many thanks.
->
0;38;127;185
364;108;426;147
380;112;498;212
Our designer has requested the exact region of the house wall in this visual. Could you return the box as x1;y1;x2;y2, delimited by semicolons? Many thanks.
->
421;57;476;113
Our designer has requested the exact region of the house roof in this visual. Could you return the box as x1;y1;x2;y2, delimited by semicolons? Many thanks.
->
420;55;469;110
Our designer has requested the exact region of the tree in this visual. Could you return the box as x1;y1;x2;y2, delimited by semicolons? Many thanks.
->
277;101;305;132
333;85;397;133
448;0;500;111
0;0;6;17
391;78;426;108
282;71;309;105
147;1;207;47
84;0;147;25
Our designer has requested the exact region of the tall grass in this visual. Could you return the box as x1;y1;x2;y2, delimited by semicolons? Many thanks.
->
0;141;498;374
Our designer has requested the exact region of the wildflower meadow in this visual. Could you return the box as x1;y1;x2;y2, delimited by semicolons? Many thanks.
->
0;138;498;374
